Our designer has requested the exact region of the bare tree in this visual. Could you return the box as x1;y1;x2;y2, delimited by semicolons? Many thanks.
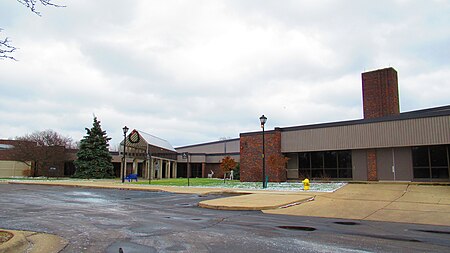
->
15;129;75;149
12;130;73;177
0;30;17;60
1;0;64;60
17;0;64;16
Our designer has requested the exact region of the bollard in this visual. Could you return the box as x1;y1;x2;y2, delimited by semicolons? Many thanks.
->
302;178;310;190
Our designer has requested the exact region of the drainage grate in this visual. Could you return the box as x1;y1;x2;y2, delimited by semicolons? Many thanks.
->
278;226;316;231
334;221;360;226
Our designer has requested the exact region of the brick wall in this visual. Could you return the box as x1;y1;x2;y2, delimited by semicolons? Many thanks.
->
366;149;378;181
240;129;285;182
0;139;71;177
362;67;399;119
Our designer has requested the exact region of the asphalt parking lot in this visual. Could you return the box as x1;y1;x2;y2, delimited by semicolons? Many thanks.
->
1;184;449;253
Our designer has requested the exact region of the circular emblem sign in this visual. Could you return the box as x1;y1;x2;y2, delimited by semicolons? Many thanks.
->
128;130;140;144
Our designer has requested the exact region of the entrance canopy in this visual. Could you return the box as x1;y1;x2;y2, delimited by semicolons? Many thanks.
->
120;129;177;160
119;129;178;180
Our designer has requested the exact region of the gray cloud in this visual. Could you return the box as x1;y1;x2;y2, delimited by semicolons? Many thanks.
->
1;0;449;147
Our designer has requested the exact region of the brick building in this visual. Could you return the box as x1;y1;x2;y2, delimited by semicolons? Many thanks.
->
0;139;77;177
177;67;450;182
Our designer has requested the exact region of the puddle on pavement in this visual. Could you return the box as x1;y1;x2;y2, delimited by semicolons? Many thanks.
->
362;234;421;243
175;203;195;207
334;221;360;226
278;226;316;231
415;229;450;235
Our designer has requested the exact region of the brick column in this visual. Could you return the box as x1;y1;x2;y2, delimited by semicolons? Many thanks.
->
367;149;378;181
240;129;284;182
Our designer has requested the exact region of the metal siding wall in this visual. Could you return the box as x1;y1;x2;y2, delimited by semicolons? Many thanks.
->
205;154;240;163
352;150;368;181
177;139;240;154
281;116;450;152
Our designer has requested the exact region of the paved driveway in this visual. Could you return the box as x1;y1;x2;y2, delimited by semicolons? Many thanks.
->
1;184;449;252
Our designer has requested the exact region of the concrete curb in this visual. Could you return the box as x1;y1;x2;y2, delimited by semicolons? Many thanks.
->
0;230;68;253
0;230;29;253
199;194;315;211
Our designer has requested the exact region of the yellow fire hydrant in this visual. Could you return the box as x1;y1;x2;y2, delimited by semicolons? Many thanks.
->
302;178;310;191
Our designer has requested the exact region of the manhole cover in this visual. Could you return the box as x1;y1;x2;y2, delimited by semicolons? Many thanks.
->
334;221;360;225
278;226;316;231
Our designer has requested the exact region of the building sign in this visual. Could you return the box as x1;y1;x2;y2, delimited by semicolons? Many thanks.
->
128;130;140;144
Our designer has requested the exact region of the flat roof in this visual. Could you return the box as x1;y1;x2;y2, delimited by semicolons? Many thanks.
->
277;105;450;132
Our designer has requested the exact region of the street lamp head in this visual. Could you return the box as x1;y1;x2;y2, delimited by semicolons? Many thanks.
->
123;126;129;135
259;115;267;127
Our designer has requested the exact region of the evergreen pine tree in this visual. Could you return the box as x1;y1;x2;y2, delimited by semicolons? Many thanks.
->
73;117;114;179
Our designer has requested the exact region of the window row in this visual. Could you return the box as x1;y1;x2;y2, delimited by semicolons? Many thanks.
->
297;150;352;179
412;145;449;179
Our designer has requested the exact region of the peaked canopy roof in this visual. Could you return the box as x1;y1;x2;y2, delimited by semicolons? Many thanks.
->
121;129;176;152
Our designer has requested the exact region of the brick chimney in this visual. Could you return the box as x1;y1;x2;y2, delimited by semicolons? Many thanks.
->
361;67;400;181
362;67;400;119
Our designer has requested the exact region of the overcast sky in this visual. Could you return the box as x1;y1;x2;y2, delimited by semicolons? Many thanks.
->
1;0;449;149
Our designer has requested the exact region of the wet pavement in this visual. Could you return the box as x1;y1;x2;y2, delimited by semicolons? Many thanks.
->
1;184;449;253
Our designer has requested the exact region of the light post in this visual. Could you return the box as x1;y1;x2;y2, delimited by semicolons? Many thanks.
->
147;151;152;184
260;115;267;188
182;152;190;186
121;126;129;183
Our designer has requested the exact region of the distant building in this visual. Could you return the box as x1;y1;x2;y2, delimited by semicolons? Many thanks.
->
176;138;240;178
0;139;77;177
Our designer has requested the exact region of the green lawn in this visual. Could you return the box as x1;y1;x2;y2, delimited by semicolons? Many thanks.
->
133;178;240;186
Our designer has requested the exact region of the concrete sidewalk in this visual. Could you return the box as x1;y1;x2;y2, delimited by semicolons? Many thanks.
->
263;183;450;226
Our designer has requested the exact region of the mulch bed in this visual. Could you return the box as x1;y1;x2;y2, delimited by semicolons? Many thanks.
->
0;230;13;244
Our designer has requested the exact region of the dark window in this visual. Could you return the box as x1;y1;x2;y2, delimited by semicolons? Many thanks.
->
311;152;324;169
412;147;429;167
324;169;338;178
311;168;323;178
339;169;352;178
299;153;310;169
338;151;352;168
299;169;311;179
430;146;447;166
296;150;352;179
431;167;449;179
413;145;449;180
413;167;430;178
324;151;337;168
